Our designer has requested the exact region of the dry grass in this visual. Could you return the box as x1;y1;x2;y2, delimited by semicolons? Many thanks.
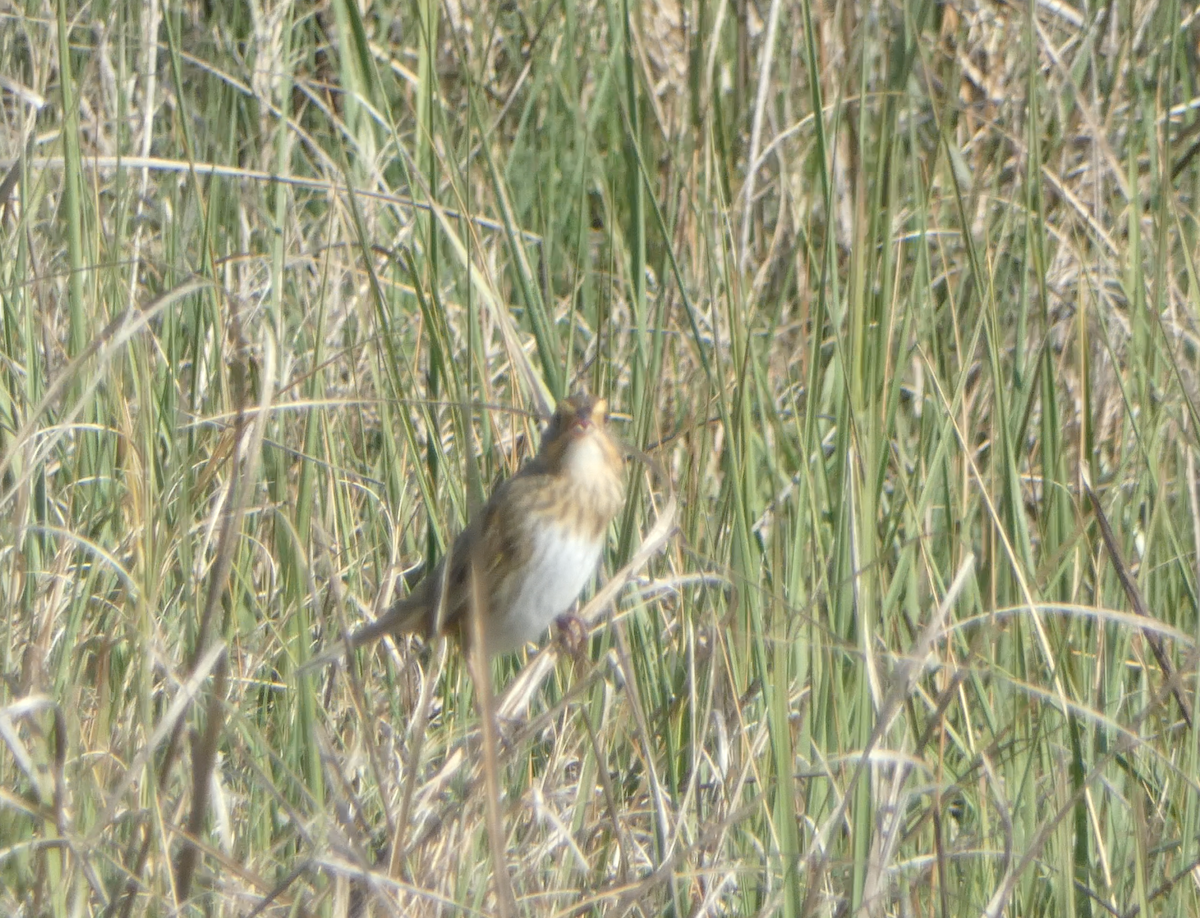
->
2;0;1200;915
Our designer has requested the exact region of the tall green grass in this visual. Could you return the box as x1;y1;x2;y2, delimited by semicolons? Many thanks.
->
1;0;1199;914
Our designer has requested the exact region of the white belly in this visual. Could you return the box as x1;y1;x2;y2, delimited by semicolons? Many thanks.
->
487;523;603;653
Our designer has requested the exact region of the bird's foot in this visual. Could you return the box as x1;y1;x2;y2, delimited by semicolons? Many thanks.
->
554;613;590;661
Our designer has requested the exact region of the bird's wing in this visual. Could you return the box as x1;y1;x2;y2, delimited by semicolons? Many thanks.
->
299;468;550;671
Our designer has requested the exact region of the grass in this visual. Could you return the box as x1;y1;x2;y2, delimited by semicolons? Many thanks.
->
1;0;1199;914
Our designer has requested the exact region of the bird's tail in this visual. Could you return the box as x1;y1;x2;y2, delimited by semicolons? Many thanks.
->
296;596;428;675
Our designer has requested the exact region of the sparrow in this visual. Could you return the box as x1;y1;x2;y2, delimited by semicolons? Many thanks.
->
312;394;625;664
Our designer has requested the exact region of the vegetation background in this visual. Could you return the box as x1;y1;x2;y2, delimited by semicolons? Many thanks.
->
1;0;1198;914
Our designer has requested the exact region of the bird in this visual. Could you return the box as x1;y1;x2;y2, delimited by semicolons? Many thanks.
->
307;393;626;667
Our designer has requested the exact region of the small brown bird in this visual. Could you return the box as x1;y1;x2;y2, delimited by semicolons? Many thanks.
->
314;394;625;664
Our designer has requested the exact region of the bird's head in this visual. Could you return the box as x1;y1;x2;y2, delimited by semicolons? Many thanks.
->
539;394;621;477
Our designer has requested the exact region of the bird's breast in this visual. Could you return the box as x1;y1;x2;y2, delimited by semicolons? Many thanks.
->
484;518;605;653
